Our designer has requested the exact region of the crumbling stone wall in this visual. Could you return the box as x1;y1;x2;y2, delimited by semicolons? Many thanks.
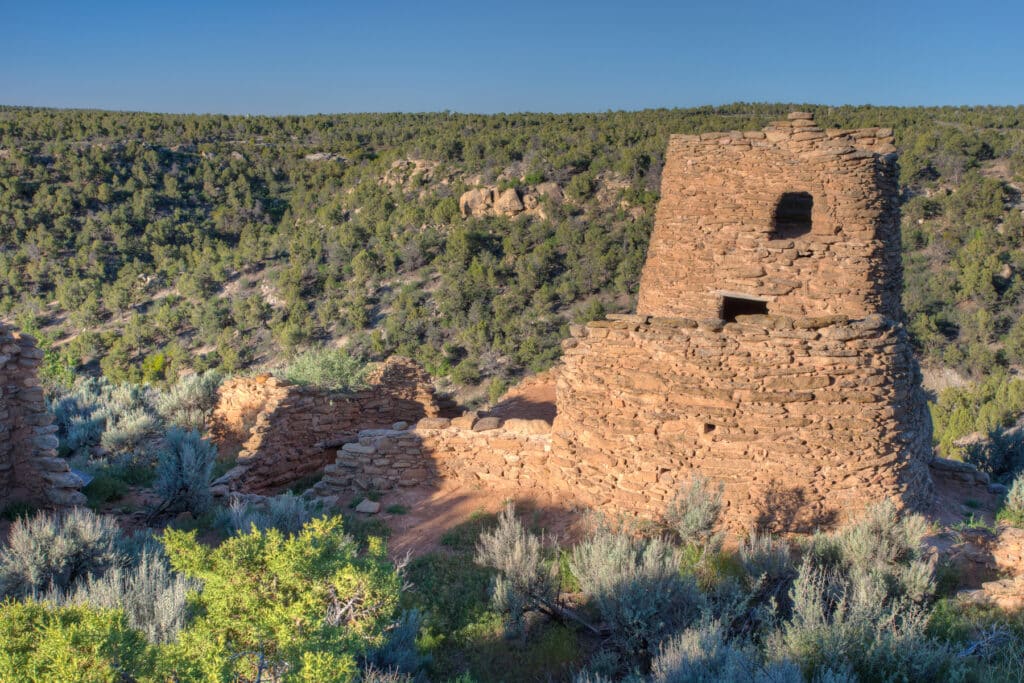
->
210;358;448;495
0;324;85;508
638;113;901;320
311;416;554;498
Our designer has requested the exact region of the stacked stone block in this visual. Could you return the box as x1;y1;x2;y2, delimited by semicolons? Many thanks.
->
552;313;933;531
0;324;85;509
311;416;553;498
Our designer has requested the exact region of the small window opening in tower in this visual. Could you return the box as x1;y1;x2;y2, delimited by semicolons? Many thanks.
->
721;295;768;322
770;191;813;239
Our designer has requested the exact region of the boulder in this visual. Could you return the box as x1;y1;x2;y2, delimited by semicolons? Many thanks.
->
459;188;492;217
493;188;524;215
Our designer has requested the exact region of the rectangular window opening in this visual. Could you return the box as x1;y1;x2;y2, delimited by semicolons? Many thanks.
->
721;295;768;322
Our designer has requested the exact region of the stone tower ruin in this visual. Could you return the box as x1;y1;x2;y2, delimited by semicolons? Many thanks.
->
553;112;934;531
229;112;935;535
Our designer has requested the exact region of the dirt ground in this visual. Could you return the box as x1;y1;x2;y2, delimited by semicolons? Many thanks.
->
928;467;1002;527
345;480;588;559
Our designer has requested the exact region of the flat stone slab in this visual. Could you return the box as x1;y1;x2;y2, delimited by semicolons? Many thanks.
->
355;499;381;514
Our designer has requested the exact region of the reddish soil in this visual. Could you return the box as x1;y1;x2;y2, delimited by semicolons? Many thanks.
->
338;480;586;559
928;467;1002;527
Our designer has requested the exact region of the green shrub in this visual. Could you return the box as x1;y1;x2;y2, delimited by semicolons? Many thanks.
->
0;601;153;682
0;501;39;522
83;473;129;507
154;428;217;516
998;475;1024;527
0;508;123;598
278;346;368;391
159;516;402;682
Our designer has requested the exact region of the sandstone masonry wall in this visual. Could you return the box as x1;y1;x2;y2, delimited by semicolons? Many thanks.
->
304;309;937;533
210;358;447;495
0;324;85;508
637;114;901;320
311;416;554;498
551;313;933;531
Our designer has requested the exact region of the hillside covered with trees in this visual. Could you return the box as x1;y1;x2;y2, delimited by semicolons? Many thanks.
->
2;103;1024;452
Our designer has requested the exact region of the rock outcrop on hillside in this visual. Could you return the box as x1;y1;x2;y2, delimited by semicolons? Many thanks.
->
458;183;561;219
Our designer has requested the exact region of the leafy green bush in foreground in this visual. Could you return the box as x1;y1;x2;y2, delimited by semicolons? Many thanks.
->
159;516;402;681
0;601;154;682
0;514;409;682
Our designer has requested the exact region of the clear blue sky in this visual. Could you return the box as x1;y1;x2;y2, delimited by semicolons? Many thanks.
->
2;0;1022;114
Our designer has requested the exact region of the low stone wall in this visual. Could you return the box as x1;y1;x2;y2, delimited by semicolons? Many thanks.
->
210;358;447;495
0;324;84;508
552;313;934;532
311;416;554;497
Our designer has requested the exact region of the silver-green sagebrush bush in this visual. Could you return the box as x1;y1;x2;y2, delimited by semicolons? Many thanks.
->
0;507;123;598
771;563;964;682
664;475;724;548
650;621;803;683
154;427;217;515
474;504;558;638
219;491;321;535
278;346;368;391
49;377;160;456
49;550;195;644
769;502;966;682
155;369;223;429
570;526;704;657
